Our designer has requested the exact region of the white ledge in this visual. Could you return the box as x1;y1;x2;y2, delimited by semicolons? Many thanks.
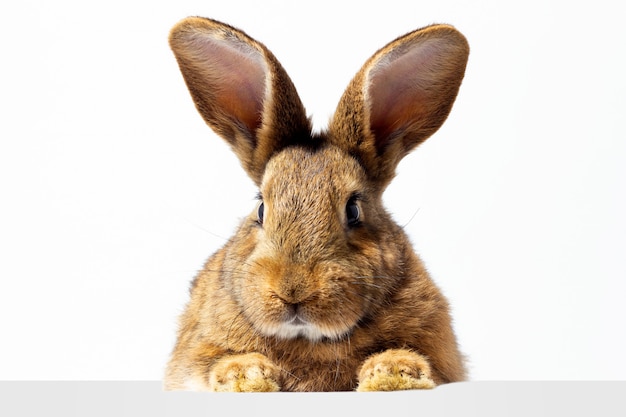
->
2;381;624;416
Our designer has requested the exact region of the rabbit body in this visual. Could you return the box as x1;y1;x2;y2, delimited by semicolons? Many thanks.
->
165;17;469;391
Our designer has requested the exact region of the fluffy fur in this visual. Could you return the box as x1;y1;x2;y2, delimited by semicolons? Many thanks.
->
165;16;469;392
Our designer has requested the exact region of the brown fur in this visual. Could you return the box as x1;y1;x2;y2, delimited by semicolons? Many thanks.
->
165;16;469;391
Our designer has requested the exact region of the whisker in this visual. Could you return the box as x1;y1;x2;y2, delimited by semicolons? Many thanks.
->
353;275;403;281
401;207;421;228
349;281;386;290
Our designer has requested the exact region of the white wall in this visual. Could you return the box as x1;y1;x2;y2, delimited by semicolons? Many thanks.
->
1;0;624;380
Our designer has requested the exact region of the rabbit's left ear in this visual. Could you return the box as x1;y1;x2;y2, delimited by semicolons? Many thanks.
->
169;17;311;185
329;25;469;185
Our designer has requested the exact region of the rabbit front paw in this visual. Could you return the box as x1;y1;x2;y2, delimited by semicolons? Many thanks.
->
208;353;281;392
356;349;436;392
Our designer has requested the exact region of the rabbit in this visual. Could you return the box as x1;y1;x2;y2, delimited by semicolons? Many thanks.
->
164;16;469;392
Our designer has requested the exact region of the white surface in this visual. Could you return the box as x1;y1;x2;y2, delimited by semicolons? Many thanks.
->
2;382;626;417
1;1;624;381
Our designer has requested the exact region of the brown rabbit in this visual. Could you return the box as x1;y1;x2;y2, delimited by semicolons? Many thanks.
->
164;16;469;392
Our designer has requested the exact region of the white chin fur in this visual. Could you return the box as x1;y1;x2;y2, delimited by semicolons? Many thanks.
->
264;323;343;342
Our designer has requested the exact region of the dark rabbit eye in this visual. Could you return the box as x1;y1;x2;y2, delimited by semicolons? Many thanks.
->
346;196;361;227
257;201;265;225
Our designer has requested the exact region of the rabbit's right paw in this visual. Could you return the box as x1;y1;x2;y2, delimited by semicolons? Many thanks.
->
208;353;281;392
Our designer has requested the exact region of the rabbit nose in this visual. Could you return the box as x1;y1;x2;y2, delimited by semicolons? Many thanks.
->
270;264;318;304
274;287;307;305
273;280;316;306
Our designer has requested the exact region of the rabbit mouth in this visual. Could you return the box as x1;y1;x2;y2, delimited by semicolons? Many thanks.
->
268;319;319;340
288;315;307;326
261;313;353;342
271;321;331;342
276;311;322;340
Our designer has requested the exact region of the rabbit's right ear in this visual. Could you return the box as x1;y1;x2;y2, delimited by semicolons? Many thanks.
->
169;17;311;185
329;25;469;186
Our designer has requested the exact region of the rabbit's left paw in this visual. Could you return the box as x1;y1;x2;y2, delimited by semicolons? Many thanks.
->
356;349;435;392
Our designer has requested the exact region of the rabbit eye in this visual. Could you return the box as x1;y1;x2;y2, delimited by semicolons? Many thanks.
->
257;201;265;225
346;196;361;227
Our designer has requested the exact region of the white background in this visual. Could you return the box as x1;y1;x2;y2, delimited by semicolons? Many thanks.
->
1;0;624;381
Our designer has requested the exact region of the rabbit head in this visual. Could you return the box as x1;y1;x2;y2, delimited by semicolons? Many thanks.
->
167;17;469;390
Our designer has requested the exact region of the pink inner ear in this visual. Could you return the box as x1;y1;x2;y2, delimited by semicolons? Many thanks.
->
194;36;268;133
368;39;452;145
